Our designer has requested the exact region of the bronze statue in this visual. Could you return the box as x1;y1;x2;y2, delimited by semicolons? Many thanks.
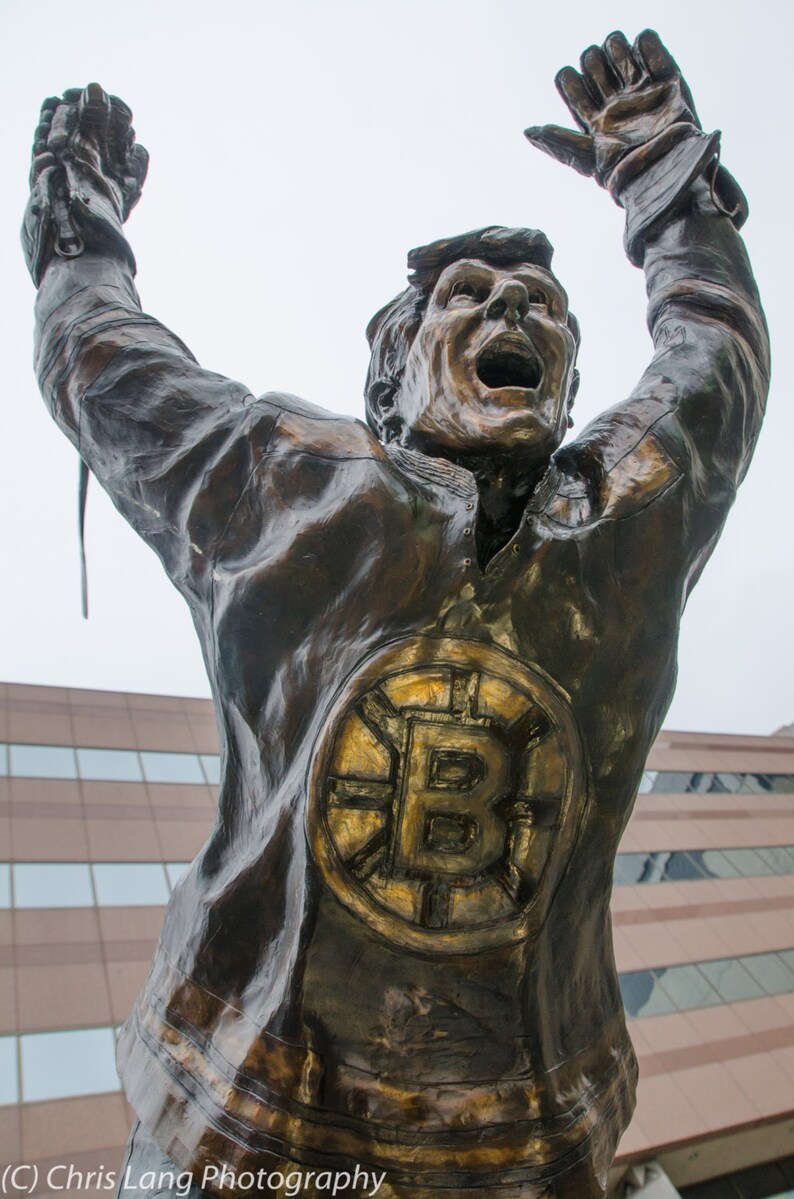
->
23;31;768;1199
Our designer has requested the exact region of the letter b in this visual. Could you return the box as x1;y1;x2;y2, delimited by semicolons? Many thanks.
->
392;721;508;877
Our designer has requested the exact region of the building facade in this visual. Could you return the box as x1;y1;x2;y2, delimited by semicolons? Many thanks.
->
0;683;793;1198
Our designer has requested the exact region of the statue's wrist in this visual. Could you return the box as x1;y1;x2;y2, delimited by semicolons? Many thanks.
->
616;128;730;266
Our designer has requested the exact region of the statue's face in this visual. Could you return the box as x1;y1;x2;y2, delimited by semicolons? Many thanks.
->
396;259;577;462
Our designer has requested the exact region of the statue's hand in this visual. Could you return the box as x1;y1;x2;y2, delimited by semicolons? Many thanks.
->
22;84;148;285
525;30;702;198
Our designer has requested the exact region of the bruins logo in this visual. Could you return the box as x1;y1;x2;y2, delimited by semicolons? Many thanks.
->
308;638;585;952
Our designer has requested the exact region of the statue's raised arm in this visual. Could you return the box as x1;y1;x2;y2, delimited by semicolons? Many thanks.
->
22;85;278;597
527;30;769;589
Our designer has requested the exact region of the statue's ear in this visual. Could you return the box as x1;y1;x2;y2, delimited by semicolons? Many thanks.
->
566;369;580;428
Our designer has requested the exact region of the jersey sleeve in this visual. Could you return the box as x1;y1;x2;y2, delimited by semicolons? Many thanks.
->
553;172;769;593
34;253;282;598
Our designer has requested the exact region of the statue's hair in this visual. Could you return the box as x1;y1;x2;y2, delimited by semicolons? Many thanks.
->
364;226;580;437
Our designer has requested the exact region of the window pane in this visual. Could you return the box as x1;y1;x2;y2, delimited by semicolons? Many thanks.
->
635;852;672;884
691;850;740;879
619;971;676;1018
77;747;143;782
165;862;191;889
755;846;794;874
614;854;650;885
767;774;794;793
778;950;794;974
13;863;93;908
655;965;722;1011
92;863;169;906
10;744;77;779
0;744;7;776
721;848;774;876
0;864;10;909
699;957;765;1003
199;754;221;785
21;1027;120;1101
660;852;707;882
0;1036;18;1104
740;953;794;996
140;751;204;784
650;771;685;793
736;773;773;794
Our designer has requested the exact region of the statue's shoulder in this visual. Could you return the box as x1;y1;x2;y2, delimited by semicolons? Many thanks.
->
548;401;683;528
257;391;386;461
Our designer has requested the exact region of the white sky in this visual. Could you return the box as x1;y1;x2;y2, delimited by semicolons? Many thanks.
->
0;0;791;735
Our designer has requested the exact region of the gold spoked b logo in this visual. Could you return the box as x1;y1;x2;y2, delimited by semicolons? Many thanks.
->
307;637;585;952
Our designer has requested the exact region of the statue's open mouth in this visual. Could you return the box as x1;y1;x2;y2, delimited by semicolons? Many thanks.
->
476;340;542;390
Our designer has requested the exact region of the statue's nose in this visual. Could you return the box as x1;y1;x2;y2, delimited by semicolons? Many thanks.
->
486;280;529;323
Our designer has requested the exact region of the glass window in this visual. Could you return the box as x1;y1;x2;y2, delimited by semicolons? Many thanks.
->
13;863;94;908
619;971;676;1018
613;854;651;885
636;770;794;795
634;852;672;884
0;864;10;909
654;964;722;1011
165;862;191;889
698;957;765;1003
9;743;77;779
741;953;794;996
140;751;205;784
0;1036;18;1104
20;1027;120;1101
778;950;794;975
77;747;143;782
92;863;170;906
767;774;794;793
755;846;794;874
199;754;221;785
658;851;706;882
691;849;740;879
721;848;775;876
0;744;7;776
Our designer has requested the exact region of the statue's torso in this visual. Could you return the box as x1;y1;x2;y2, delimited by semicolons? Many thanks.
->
118;396;688;1194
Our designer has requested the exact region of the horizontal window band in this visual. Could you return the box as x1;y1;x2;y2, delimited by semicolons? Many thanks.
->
2;746;792;795
0;743;220;785
0;861;191;908
614;846;794;884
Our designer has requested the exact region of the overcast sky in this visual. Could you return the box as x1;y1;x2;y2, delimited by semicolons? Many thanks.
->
1;0;791;736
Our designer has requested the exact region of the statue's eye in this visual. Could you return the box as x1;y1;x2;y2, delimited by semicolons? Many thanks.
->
448;281;480;305
527;290;550;310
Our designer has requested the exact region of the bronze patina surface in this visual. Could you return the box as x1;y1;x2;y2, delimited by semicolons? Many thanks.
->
23;31;769;1199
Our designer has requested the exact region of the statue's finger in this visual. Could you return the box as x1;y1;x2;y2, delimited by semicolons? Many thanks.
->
127;143;149;190
62;87;83;104
39;97;61;122
633;30;700;126
525;124;596;176
108;98;135;167
555;66;599;130
603;31;641;86
29;151;58;185
109;94;133;124
634;30;679;80
34;120;53;155
47;102;76;153
580;45;619;102
79;83;111;139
